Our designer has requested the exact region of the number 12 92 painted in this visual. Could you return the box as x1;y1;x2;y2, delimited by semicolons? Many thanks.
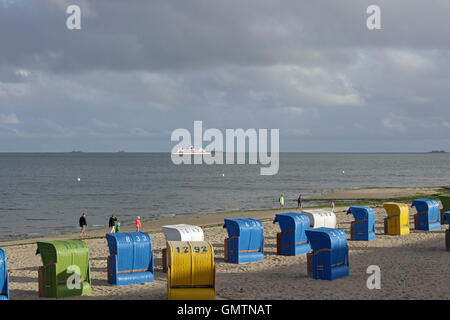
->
176;246;208;254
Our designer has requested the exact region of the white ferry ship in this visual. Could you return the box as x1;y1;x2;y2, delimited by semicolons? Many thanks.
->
172;145;210;155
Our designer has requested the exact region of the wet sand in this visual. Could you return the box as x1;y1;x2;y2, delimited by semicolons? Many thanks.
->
313;186;445;200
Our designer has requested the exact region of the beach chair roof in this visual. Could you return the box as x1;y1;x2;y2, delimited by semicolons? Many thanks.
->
382;202;409;216
106;232;153;274
106;231;152;255
411;198;440;212
36;239;90;272
302;209;336;228
162;224;204;242
273;212;310;233
305;227;348;258
223;218;263;238
346;206;375;221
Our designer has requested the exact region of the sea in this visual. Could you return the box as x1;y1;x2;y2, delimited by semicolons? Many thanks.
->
0;152;449;241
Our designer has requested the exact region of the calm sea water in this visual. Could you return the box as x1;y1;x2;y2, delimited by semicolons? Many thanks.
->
0;152;449;241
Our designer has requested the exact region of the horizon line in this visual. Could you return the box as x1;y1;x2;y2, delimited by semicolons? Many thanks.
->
0;151;447;154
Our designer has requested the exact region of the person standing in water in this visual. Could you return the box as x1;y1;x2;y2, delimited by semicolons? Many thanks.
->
279;194;285;209
135;216;142;232
297;194;303;210
331;200;335;212
109;214;117;233
79;213;87;237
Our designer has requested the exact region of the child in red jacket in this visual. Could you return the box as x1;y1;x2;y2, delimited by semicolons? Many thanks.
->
135;216;142;232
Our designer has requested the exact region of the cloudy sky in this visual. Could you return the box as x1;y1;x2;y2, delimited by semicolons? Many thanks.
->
0;0;449;152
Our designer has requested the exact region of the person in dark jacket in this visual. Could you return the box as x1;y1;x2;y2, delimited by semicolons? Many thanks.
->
297;194;303;210
79;213;87;237
109;214;117;233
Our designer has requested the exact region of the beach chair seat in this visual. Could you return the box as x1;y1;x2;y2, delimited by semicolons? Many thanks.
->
411;199;441;231
37;240;91;298
167;241;215;300
0;248;9;300
305;228;349;280
273;212;311;256
347;206;376;241
106;232;154;286
223;218;264;264
382;203;410;235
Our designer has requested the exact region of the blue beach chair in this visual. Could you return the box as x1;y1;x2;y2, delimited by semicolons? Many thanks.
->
106;232;154;286
0;248;9;300
223;218;264;264
273;212;311;256
305;228;349;280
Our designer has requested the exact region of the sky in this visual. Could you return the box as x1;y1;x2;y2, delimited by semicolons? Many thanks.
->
0;0;450;152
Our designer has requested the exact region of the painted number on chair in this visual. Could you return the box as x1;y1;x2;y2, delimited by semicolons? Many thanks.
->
176;246;208;254
194;246;208;253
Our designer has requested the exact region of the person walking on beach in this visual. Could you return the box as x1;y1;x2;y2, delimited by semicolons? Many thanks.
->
109;214;117;233
297;194;303;210
135;216;142;232
331;200;335;212
115;222;120;233
279;194;285;209
79;213;87;237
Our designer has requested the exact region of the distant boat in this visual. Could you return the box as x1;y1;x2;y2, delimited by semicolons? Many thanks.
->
71;150;82;153
429;150;447;153
118;150;126;153
172;145;210;155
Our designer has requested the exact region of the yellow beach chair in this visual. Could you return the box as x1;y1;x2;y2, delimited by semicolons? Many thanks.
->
382;203;410;235
167;241;216;300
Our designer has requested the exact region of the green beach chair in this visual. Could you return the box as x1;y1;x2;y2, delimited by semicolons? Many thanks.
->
37;239;91;298
439;194;450;224
444;212;450;251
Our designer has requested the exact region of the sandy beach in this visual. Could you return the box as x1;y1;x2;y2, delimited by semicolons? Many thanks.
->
1;187;449;300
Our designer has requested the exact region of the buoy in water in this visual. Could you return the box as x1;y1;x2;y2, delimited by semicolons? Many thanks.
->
222;173;225;177
77;177;81;182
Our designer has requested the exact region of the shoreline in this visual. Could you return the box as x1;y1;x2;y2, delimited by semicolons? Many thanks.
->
1;185;448;247
310;185;448;200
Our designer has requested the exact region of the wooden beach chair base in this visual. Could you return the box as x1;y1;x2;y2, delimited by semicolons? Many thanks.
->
446;230;450;252
306;253;313;277
276;233;281;255
162;248;167;273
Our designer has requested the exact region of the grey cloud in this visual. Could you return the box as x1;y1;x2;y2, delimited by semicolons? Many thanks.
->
1;1;450;74
0;1;449;151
